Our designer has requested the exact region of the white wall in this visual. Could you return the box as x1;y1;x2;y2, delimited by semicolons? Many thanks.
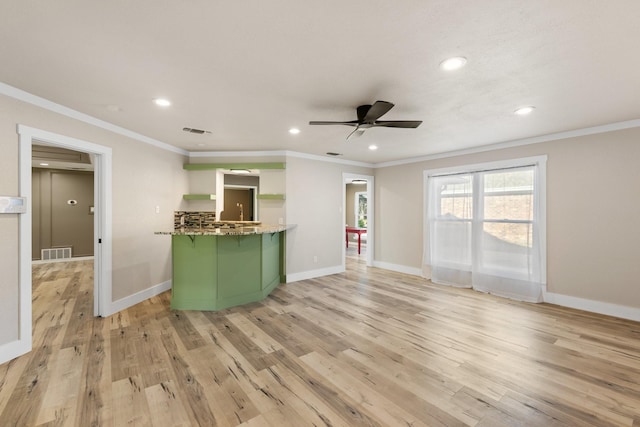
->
375;126;640;311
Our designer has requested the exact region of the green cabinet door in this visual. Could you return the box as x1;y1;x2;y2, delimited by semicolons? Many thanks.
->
217;234;262;304
171;235;217;310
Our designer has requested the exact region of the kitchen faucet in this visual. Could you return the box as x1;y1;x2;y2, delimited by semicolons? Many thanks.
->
237;203;244;221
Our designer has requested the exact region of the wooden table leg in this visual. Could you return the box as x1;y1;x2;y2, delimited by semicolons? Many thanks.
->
357;231;361;254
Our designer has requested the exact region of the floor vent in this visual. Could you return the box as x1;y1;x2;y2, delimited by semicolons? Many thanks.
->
41;247;72;261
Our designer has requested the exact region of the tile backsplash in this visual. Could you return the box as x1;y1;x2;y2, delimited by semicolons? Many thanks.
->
174;211;216;230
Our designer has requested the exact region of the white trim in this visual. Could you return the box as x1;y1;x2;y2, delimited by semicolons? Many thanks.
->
286;265;344;283
18;124;113;320
0;339;31;365
543;288;640;322
109;280;172;315
285;151;373;168
189;150;288;158
343;173;374;269
32;256;95;265
372;261;423;277
1;82;187;156
376;119;640;168
5;129;35;364
190;150;374;168
424;154;548;178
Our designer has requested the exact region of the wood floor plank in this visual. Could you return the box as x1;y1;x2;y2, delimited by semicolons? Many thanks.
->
188;345;260;426
300;351;432;427
34;345;84;426
144;380;193;427
112;374;152;427
0;353;30;417
0;326;61;426
159;328;219;426
260;364;353;427
75;318;112;427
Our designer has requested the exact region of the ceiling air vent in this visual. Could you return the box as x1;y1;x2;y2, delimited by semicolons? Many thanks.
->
182;127;211;134
326;152;342;156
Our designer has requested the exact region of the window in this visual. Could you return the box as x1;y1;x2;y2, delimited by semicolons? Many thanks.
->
355;191;368;228
423;156;546;302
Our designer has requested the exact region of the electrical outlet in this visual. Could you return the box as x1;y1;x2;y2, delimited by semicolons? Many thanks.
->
313;255;318;263
278;217;284;225
155;206;160;214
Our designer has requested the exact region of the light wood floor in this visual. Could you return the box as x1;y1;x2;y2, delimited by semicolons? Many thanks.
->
1;250;640;426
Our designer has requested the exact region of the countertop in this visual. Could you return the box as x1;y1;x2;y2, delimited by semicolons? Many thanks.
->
155;224;292;236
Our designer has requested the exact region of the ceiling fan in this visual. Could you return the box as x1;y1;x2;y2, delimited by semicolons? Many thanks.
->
309;100;422;139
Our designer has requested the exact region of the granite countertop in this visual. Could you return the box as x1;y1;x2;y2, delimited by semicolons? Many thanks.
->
155;224;292;236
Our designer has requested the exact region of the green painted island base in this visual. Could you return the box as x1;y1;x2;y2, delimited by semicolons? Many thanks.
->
170;232;285;311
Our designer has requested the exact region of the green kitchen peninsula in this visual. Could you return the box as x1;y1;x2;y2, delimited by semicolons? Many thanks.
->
155;225;289;311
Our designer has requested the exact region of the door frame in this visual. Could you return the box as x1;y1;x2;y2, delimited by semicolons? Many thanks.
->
342;173;374;269
14;125;112;359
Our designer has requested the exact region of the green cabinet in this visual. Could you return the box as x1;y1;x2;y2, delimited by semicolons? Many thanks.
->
170;231;285;311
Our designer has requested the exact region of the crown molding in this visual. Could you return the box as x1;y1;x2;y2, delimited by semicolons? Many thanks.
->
375;119;640;168
0;82;188;156
190;150;374;168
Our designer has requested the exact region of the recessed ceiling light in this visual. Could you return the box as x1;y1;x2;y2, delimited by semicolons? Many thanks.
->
368;145;378;151
514;106;535;115
154;98;171;107
289;128;300;135
39;163;49;166
352;179;367;184
440;56;467;71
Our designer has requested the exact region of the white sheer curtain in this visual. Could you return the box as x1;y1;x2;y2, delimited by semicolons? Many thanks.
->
423;157;546;302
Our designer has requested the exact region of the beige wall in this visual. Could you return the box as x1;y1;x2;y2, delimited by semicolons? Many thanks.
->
374;126;640;309
0;93;188;345
285;156;373;275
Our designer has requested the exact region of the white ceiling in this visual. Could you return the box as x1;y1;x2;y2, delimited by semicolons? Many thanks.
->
2;1;640;163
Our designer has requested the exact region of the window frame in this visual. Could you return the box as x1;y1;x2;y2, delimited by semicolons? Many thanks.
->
424;155;547;282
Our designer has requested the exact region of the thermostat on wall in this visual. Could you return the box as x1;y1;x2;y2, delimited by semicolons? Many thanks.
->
0;196;27;214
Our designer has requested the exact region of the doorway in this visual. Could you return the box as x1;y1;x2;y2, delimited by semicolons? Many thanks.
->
342;173;374;271
223;186;257;221
14;125;113;362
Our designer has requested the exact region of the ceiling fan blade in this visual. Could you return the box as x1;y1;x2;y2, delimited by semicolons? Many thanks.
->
373;120;422;128
363;101;394;122
309;120;359;126
346;128;366;140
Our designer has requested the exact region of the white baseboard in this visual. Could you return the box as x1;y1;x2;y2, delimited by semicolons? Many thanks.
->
543;288;640;322
372;261;423;277
32;256;95;265
287;265;345;283
108;280;172;316
270;261;640;323
0;336;31;366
